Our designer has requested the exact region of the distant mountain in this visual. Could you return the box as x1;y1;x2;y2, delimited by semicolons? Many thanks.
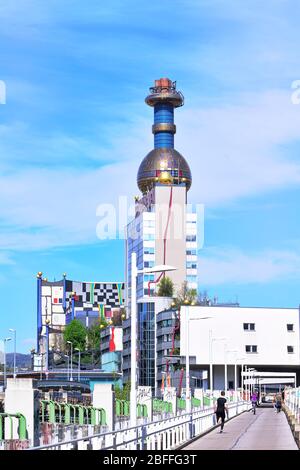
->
6;353;31;369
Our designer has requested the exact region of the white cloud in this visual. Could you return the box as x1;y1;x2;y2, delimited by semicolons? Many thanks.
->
179;90;300;205
1;89;300;251
0;252;15;265
199;246;300;285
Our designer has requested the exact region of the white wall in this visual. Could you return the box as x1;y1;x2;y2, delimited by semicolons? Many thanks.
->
180;306;300;367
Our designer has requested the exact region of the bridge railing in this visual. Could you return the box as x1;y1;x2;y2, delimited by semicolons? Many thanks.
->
284;387;300;422
28;400;250;451
0;413;29;450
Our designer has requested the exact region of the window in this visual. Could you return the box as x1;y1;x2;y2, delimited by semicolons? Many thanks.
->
187;275;197;283
186;261;197;269
144;261;154;268
143;233;155;241
287;324;294;332
186;235;196;242
245;345;257;353
186;249;197;256
144;247;154;255
287;346;294;354
243;323;255;331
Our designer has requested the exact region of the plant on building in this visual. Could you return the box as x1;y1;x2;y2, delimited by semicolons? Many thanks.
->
115;381;131;401
172;347;180;356
87;320;102;350
63;319;86;351
174;281;197;307
157;276;174;297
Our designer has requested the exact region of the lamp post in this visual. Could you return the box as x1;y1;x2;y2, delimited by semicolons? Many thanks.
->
64;354;70;381
225;349;238;394
67;341;73;381
235;357;245;401
3;337;12;390
210;335;226;396
185;309;212;413
8;329;16;379
130;251;177;427
248;368;256;396
75;348;81;382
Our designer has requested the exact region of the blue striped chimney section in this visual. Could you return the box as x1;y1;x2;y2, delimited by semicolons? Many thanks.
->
154;103;174;149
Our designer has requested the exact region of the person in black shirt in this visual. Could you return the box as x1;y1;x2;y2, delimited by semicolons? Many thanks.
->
214;391;228;433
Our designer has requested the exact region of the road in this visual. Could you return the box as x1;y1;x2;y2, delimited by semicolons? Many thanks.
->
183;406;298;450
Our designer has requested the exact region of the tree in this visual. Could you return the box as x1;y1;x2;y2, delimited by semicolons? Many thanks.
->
63;319;86;351
87;320;101;350
157;276;174;297
174;281;197;307
115;381;131;401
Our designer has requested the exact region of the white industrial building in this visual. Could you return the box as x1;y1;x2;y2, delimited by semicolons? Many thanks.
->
180;305;300;390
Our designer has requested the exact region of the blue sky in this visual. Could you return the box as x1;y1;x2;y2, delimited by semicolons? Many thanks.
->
1;0;300;352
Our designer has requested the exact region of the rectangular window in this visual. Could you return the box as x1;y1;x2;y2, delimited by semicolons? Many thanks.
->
144;247;154;255
144;261;154;268
245;345;257;353
186;261;197;269
243;323;255;331
287;324;294;332
186;249;197;256
186;235;196;242
287;346;294;353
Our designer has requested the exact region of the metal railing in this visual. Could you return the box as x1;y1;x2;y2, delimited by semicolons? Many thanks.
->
28;400;250;451
284;387;300;422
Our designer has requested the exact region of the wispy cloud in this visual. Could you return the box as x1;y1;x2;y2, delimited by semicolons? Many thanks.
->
1;89;300;251
199;246;300;285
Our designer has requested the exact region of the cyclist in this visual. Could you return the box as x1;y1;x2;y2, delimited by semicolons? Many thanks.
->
250;390;258;414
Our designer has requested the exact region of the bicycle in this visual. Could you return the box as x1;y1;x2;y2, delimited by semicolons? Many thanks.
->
251;401;257;414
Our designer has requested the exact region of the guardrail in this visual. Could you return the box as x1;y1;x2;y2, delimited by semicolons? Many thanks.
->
40;400;106;426
29;400;250;450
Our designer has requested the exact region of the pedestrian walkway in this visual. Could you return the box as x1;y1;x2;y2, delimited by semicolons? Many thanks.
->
184;407;298;450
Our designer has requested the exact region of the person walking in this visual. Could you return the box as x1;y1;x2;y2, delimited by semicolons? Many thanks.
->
214;391;228;433
275;394;282;413
250;390;258;414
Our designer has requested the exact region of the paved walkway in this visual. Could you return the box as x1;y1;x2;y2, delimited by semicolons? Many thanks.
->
184;407;298;450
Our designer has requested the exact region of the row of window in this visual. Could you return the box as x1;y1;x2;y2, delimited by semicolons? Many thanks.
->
245;345;295;353
244;323;294;332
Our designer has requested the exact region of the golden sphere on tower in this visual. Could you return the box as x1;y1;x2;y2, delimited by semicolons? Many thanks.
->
158;171;173;185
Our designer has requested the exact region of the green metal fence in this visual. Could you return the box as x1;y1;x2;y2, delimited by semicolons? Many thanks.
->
0;413;27;440
177;398;186;410
153;398;173;414
40;400;106;426
191;397;201;408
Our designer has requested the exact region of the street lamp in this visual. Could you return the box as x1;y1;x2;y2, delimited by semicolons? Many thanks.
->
8;329;16;379
75;348;81;382
235;356;245;401
67;341;73;381
209;334;226;396
225;349;238;394
185;311;212;413
130;251;177;427
64;354;70;381
3;337;12;390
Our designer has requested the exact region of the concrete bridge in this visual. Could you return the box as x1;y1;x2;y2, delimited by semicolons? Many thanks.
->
183;406;298;450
